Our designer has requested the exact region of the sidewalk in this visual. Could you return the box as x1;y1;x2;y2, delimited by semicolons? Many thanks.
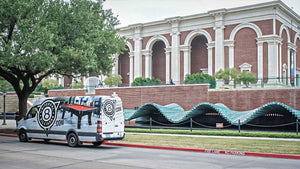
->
0;120;16;130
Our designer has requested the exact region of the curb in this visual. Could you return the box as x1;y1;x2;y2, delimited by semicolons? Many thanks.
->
1;133;300;160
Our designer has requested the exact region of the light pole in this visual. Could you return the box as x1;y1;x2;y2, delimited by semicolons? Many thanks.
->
2;92;7;125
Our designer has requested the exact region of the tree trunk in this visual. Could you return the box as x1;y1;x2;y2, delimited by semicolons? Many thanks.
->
18;93;30;119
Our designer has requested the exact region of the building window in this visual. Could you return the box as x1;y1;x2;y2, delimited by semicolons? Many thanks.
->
239;63;252;72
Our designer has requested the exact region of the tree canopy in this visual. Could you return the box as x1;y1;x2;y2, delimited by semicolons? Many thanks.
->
0;0;126;117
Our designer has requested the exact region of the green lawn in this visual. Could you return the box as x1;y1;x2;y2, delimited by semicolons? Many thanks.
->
124;133;300;155
125;128;300;138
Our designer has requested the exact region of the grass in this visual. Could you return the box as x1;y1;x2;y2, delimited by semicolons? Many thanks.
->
124;133;300;155
125;127;300;138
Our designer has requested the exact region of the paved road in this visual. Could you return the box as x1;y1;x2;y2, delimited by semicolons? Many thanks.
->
0;136;299;169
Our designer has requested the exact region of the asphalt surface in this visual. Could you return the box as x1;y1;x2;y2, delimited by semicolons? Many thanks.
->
0;136;300;169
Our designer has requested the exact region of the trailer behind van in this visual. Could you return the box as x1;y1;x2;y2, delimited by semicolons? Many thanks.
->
18;94;125;147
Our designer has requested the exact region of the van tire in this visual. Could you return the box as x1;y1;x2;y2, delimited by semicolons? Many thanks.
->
44;139;50;143
67;133;79;147
92;141;103;146
18;130;28;142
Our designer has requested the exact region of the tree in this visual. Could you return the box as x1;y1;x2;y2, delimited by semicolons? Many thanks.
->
214;68;238;84
69;82;84;89
131;77;162;86
42;79;59;91
184;73;216;89
104;74;122;86
237;71;256;87
0;0;126;117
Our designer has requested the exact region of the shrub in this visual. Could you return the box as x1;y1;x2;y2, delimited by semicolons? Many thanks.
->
184;73;216;89
237;71;256;87
214;68;238;84
104;74;122;86
131;77;162;86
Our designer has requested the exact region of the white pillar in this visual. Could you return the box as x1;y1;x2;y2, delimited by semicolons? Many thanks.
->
256;41;263;82
131;24;143;79
168;17;181;84
129;52;134;85
144;50;152;78
113;54;119;75
224;40;234;69
165;48;171;84
209;10;226;73
288;42;297;86
181;45;191;79
207;42;215;76
267;36;281;84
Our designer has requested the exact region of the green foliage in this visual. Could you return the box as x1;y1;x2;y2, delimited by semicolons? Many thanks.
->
0;0;126;116
104;74;122;86
131;77;162;86
184;73;216;89
214;68;238;84
0;77;14;91
69;82;84;89
42;79;58;90
237;71;256;87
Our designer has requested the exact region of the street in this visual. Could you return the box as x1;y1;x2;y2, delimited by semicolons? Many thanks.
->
0;136;299;169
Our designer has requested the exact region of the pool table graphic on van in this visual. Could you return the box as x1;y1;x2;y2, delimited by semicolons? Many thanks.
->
61;104;96;129
17;95;125;147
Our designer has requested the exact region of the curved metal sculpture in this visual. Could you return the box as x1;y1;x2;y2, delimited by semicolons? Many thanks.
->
124;102;300;126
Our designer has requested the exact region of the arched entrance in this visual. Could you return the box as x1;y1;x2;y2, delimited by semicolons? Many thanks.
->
118;46;130;86
191;35;208;74
152;41;166;83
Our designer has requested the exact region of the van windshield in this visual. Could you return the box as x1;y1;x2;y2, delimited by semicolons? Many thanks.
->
26;106;39;119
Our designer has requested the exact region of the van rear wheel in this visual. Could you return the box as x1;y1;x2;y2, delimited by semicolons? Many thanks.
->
67;133;79;147
18;130;28;142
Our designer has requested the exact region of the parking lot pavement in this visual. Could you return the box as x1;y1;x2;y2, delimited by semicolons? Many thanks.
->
1;136;300;169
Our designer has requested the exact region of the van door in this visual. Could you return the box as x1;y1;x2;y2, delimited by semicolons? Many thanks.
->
24;106;40;138
101;98;116;135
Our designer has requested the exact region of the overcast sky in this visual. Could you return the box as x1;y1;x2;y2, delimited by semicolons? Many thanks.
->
103;0;300;28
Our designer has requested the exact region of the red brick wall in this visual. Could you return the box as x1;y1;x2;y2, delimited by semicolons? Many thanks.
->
48;89;86;97
234;27;258;76
207;88;300;111
253;19;273;35
94;84;210;110
48;86;300;111
191;35;208;74
297;38;300;69
119;48;130;85
152;41;166;83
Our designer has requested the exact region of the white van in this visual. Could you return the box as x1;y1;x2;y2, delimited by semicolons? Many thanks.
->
17;94;125;147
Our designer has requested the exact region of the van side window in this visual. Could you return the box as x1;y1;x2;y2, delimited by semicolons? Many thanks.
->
26;107;38;119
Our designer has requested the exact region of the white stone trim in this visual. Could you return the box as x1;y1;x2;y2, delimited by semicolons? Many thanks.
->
229;22;263;41
279;24;291;43
184;29;213;46
145;35;170;51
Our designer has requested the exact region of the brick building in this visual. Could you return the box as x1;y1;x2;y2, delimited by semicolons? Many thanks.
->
113;0;300;87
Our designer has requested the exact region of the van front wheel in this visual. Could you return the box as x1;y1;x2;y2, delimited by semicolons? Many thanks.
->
67;133;79;147
18;130;28;142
